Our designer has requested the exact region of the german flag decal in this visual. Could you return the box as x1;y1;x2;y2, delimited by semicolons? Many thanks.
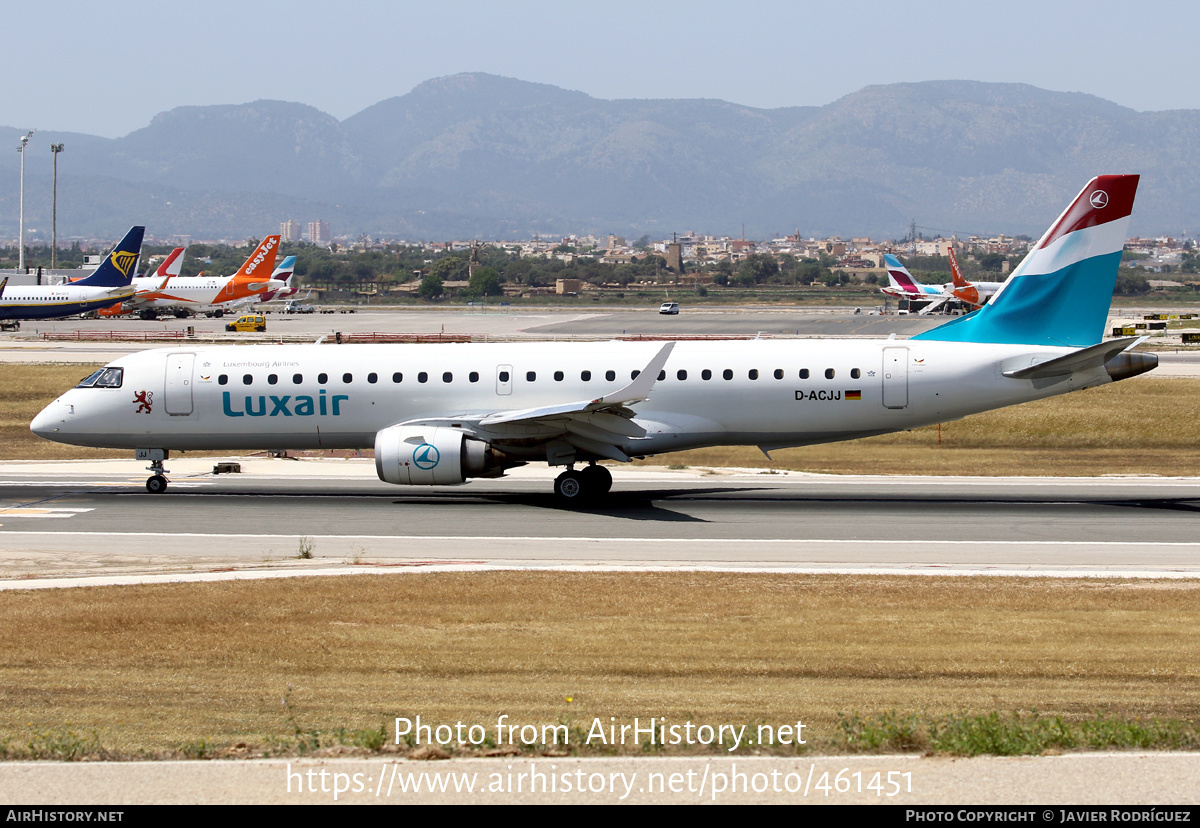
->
845;390;862;400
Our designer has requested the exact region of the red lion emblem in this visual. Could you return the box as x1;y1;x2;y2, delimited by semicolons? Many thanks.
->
133;390;153;414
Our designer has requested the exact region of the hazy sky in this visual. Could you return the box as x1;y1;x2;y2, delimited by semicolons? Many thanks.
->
8;0;1199;138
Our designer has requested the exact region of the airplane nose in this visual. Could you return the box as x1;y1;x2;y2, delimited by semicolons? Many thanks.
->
30;399;68;438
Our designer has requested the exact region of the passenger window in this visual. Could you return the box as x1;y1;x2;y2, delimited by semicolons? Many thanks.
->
605;370;615;381
293;374;303;384
825;368;835;379
268;374;278;385
218;375;229;386
368;373;378;384
658;370;666;380
318;373;328;384
748;369;758;380
418;372;428;383
723;369;733;380
554;371;564;381
677;369;687;381
632;370;640;379
526;371;536;382
581;370;591;381
469;372;479;383
800;369;810;380
243;374;253;385
443;372;453;383
499;371;510;382
851;368;861;379
342;373;353;383
701;369;712;381
773;369;783;380
392;372;403;383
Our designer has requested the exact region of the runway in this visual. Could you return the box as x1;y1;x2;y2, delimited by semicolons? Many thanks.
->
1;460;1198;586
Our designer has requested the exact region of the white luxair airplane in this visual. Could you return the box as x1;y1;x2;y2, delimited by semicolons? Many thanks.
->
32;176;1155;499
0;227;144;324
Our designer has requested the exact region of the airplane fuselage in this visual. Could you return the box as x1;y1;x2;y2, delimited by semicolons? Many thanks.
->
0;286;133;320
32;338;1114;458
129;276;279;314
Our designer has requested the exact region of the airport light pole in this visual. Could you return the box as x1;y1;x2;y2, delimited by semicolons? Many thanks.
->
50;143;64;270
16;130;33;272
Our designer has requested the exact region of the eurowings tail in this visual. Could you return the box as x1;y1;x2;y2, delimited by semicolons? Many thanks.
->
74;227;145;288
912;175;1138;347
882;254;941;297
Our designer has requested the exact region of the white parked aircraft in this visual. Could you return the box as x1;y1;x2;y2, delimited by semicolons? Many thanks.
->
0;227;144;325
119;236;284;319
32;176;1155;500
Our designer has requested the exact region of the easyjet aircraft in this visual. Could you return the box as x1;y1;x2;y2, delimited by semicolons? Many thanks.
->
123;236;284;319
33;176;1154;501
945;246;1006;309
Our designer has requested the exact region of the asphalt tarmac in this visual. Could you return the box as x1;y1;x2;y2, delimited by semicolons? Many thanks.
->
0;461;1197;586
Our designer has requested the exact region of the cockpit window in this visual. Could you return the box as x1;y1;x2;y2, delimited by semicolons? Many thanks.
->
75;367;123;388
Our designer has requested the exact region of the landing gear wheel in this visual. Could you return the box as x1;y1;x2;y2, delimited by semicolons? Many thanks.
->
146;475;168;494
554;470;587;503
579;464;612;495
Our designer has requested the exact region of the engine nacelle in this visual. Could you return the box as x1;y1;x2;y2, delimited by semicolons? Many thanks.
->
374;424;498;485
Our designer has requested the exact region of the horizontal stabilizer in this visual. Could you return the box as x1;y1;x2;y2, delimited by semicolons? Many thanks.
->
1002;337;1143;379
917;294;952;315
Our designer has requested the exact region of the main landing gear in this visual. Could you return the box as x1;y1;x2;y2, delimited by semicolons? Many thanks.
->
553;463;613;503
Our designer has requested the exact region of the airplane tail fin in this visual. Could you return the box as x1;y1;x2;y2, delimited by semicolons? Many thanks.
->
234;236;281;282
272;255;297;282
948;247;969;288
912;175;1138;347
154;247;187;278
883;254;925;295
75;227;145;288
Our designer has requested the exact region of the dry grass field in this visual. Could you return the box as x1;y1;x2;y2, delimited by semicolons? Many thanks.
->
1;573;1199;758
3;365;1200;759
5;364;1200;475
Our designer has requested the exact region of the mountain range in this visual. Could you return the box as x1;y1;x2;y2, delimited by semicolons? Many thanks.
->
3;74;1197;242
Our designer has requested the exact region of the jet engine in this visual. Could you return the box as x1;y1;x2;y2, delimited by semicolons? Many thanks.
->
374;424;508;485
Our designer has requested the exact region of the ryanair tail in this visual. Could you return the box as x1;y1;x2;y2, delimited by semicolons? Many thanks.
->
75;227;145;289
913;176;1138;347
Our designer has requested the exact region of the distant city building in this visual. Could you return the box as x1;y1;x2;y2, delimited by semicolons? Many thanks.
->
281;219;303;242
307;220;330;245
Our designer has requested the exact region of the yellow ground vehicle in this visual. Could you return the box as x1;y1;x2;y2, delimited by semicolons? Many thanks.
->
225;313;266;332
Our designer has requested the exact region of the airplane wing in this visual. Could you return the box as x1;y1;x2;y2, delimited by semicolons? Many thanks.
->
394;342;675;462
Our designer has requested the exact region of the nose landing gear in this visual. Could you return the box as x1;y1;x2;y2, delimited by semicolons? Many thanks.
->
136;448;170;494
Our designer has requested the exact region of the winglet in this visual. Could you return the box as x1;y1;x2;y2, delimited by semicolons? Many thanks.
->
589;342;675;408
0;277;7;299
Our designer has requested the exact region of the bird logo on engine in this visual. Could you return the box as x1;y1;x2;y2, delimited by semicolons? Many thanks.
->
413;443;440;470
